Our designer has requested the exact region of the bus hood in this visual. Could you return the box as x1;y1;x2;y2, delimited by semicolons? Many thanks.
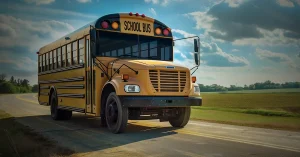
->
112;59;188;71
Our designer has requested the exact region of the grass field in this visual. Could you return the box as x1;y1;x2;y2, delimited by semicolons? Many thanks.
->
202;88;300;94
0;110;74;157
191;91;300;131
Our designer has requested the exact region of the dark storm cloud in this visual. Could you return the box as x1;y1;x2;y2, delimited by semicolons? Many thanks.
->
206;0;300;41
202;53;249;67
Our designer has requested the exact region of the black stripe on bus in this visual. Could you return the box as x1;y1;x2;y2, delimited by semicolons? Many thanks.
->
56;85;85;89
38;64;84;76
40;102;48;106
40;92;49;96
57;94;85;98
40;86;50;89
57;105;85;112
38;76;84;84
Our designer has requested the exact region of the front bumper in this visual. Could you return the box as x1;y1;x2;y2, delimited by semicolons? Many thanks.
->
119;96;202;107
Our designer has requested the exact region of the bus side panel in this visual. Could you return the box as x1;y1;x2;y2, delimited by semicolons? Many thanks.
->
39;67;86;110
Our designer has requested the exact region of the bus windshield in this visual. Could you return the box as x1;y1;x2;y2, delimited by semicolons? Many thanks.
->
96;31;173;61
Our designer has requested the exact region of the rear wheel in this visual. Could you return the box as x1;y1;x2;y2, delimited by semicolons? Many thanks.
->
50;93;64;120
105;92;128;134
169;107;191;128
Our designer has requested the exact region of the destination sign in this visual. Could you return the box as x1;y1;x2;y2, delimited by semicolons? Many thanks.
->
120;18;154;36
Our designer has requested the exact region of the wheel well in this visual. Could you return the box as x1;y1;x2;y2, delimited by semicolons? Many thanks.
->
101;84;116;115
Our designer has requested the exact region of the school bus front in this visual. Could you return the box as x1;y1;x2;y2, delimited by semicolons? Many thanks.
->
38;13;202;134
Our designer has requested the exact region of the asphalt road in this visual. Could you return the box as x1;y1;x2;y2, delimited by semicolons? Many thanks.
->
1;94;300;157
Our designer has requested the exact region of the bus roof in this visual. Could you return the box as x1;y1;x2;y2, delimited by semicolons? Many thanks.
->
38;13;171;55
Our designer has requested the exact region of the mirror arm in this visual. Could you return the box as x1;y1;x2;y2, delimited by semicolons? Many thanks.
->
191;65;199;75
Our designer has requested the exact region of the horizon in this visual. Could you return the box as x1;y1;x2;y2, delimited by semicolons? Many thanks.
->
0;0;300;86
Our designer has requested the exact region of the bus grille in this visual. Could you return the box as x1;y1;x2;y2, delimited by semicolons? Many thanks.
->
149;70;187;92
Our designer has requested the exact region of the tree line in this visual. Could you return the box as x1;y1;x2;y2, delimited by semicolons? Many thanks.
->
0;74;38;93
199;80;300;92
1;73;299;93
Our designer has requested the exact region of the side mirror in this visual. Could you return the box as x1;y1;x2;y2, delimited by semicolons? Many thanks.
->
194;53;200;66
194;39;199;52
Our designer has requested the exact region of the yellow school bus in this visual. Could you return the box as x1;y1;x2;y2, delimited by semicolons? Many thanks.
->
37;13;202;133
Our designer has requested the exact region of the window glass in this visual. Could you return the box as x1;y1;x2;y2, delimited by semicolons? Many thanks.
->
53;50;56;69
49;51;52;70
141;43;148;58
72;41;78;65
67;43;71;66
39;55;42;73
45;53;48;71
118;49;124;56
79;38;85;64
62;46;66;67
132;45;138;57
111;50;117;57
57;48;61;68
42;54;45;71
97;31;172;61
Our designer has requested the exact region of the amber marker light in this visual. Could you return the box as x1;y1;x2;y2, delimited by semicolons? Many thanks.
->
122;74;129;81
155;27;162;35
192;76;196;83
112;22;119;29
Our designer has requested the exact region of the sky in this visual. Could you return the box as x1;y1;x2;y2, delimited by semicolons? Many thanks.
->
0;0;300;86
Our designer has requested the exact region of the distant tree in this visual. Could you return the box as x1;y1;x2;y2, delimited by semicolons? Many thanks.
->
0;82;16;93
9;76;15;85
0;73;6;82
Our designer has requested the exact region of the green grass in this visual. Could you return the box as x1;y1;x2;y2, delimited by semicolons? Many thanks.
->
202;88;300;94
190;92;300;131
191;109;300;131
0;110;74;157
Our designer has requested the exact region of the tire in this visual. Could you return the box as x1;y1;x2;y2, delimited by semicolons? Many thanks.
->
169;107;191;128
50;92;64;120
105;92;128;134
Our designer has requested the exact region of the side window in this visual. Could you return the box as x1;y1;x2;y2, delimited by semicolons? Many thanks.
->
46;53;49;71
72;41;78;65
42;54;45;72
49;51;52;70
125;47;131;55
111;50;117;57
57;48;61;68
165;47;170;61
39;55;42;73
53;50;56;69
62;46;66;67
79;38;85;64
67;43;71;66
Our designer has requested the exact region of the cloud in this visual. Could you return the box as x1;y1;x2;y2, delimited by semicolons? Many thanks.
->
256;48;292;62
77;0;92;3
255;48;300;71
298;52;300;58
144;0;185;6
276;0;299;7
186;0;300;46
224;0;247;7
149;8;157;16
173;29;249;67
232;49;239;52
0;15;75;52
24;0;55;5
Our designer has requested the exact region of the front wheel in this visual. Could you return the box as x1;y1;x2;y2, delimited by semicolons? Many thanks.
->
169;107;191;128
105;92;128;134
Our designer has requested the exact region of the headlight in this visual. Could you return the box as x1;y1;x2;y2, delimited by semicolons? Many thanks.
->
194;86;200;93
124;85;140;93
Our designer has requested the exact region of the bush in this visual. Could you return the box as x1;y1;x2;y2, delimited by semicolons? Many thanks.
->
0;82;17;93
